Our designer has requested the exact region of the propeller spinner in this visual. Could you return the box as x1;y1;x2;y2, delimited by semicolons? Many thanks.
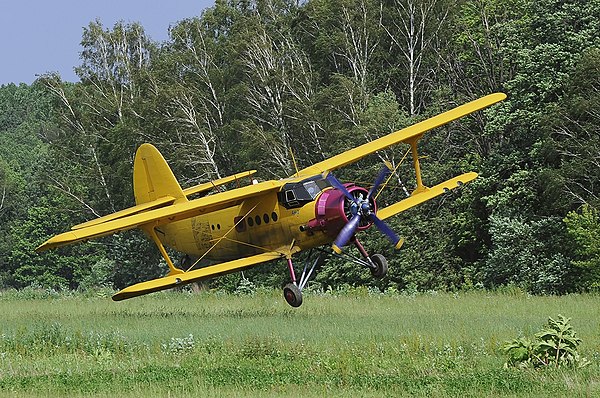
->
326;165;403;254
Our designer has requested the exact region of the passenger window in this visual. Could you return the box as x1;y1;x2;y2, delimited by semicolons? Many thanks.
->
271;212;278;222
255;215;261;225
234;217;246;232
248;217;254;227
263;214;269;224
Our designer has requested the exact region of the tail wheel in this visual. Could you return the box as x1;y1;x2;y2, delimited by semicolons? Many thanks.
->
283;283;303;307
369;254;388;279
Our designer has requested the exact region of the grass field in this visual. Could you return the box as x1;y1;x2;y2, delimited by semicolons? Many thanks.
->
0;287;599;397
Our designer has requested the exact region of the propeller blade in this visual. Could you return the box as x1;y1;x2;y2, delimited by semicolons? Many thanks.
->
368;214;403;249
332;215;361;254
367;163;392;199
326;173;357;204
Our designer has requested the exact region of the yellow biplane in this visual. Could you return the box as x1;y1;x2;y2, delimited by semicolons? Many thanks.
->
37;93;506;307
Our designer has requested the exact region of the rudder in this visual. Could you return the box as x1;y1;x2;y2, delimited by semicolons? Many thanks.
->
133;144;187;205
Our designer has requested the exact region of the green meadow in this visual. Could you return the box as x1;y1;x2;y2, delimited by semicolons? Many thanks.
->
0;288;599;397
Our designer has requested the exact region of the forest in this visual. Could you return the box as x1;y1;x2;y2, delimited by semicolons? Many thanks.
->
0;0;599;295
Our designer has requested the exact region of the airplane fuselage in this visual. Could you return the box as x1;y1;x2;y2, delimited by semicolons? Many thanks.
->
159;181;336;262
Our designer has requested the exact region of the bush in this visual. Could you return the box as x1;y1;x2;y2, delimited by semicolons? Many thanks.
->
502;314;591;369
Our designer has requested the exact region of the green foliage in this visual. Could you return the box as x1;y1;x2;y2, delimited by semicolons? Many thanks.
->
4;198;98;290
503;315;591;369
564;205;600;289
484;215;572;294
234;274;257;295
77;258;116;291
3;0;600;294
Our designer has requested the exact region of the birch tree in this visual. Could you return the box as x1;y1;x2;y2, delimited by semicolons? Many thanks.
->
41;21;155;214
381;0;451;116
242;1;325;176
155;18;228;183
324;0;381;126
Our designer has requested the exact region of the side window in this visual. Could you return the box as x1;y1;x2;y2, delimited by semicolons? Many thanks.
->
234;216;246;232
284;190;299;208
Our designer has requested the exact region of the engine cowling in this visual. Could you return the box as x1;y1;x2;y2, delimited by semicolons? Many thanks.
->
305;184;376;237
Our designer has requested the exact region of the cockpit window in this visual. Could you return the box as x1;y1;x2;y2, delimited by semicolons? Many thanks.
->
278;176;331;209
303;181;321;199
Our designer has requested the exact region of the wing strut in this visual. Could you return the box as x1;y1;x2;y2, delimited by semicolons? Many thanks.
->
406;136;428;195
143;225;184;276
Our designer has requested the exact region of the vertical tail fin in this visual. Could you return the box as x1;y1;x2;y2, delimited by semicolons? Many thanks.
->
133;144;187;205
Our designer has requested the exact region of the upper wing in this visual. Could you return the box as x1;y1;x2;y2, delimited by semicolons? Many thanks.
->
182;170;257;197
36;180;283;252
72;170;258;231
112;251;282;301
295;93;506;177
71;196;176;230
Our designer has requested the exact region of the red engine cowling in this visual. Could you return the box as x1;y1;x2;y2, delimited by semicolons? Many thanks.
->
305;184;376;237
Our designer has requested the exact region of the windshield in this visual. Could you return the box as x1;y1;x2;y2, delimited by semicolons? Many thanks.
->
278;177;330;209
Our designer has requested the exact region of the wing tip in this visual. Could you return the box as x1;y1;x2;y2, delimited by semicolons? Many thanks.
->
490;92;507;101
112;276;181;301
35;232;78;252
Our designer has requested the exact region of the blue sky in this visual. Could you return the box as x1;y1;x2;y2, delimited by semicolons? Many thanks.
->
0;0;214;85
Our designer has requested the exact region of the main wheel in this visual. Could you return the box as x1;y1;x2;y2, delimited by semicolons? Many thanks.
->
283;283;303;307
369;254;388;279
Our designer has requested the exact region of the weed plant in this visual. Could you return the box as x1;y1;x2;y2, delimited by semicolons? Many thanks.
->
0;288;598;397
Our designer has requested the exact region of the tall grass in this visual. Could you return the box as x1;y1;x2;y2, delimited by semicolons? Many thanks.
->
0;288;598;397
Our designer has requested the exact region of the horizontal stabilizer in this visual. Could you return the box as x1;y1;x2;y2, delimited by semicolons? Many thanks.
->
112;251;282;301
377;172;478;220
71;171;257;231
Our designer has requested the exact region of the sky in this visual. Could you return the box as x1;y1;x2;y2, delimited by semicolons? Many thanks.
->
0;0;215;85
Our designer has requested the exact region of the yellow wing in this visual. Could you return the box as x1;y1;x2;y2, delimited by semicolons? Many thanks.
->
295;93;506;177
112;251;282;301
36;179;283;252
71;145;256;231
182;170;257;197
377;172;478;220
71;196;176;230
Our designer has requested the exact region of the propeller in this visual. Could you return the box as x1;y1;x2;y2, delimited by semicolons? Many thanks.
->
326;164;403;253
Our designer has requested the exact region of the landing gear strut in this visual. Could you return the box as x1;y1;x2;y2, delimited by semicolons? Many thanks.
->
281;239;389;307
352;237;388;279
282;251;327;308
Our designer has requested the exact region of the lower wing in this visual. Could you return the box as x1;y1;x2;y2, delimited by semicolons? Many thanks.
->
112;251;282;301
377;172;478;220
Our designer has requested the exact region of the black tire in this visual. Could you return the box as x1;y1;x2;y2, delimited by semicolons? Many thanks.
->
283;283;303;307
369;254;388;279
